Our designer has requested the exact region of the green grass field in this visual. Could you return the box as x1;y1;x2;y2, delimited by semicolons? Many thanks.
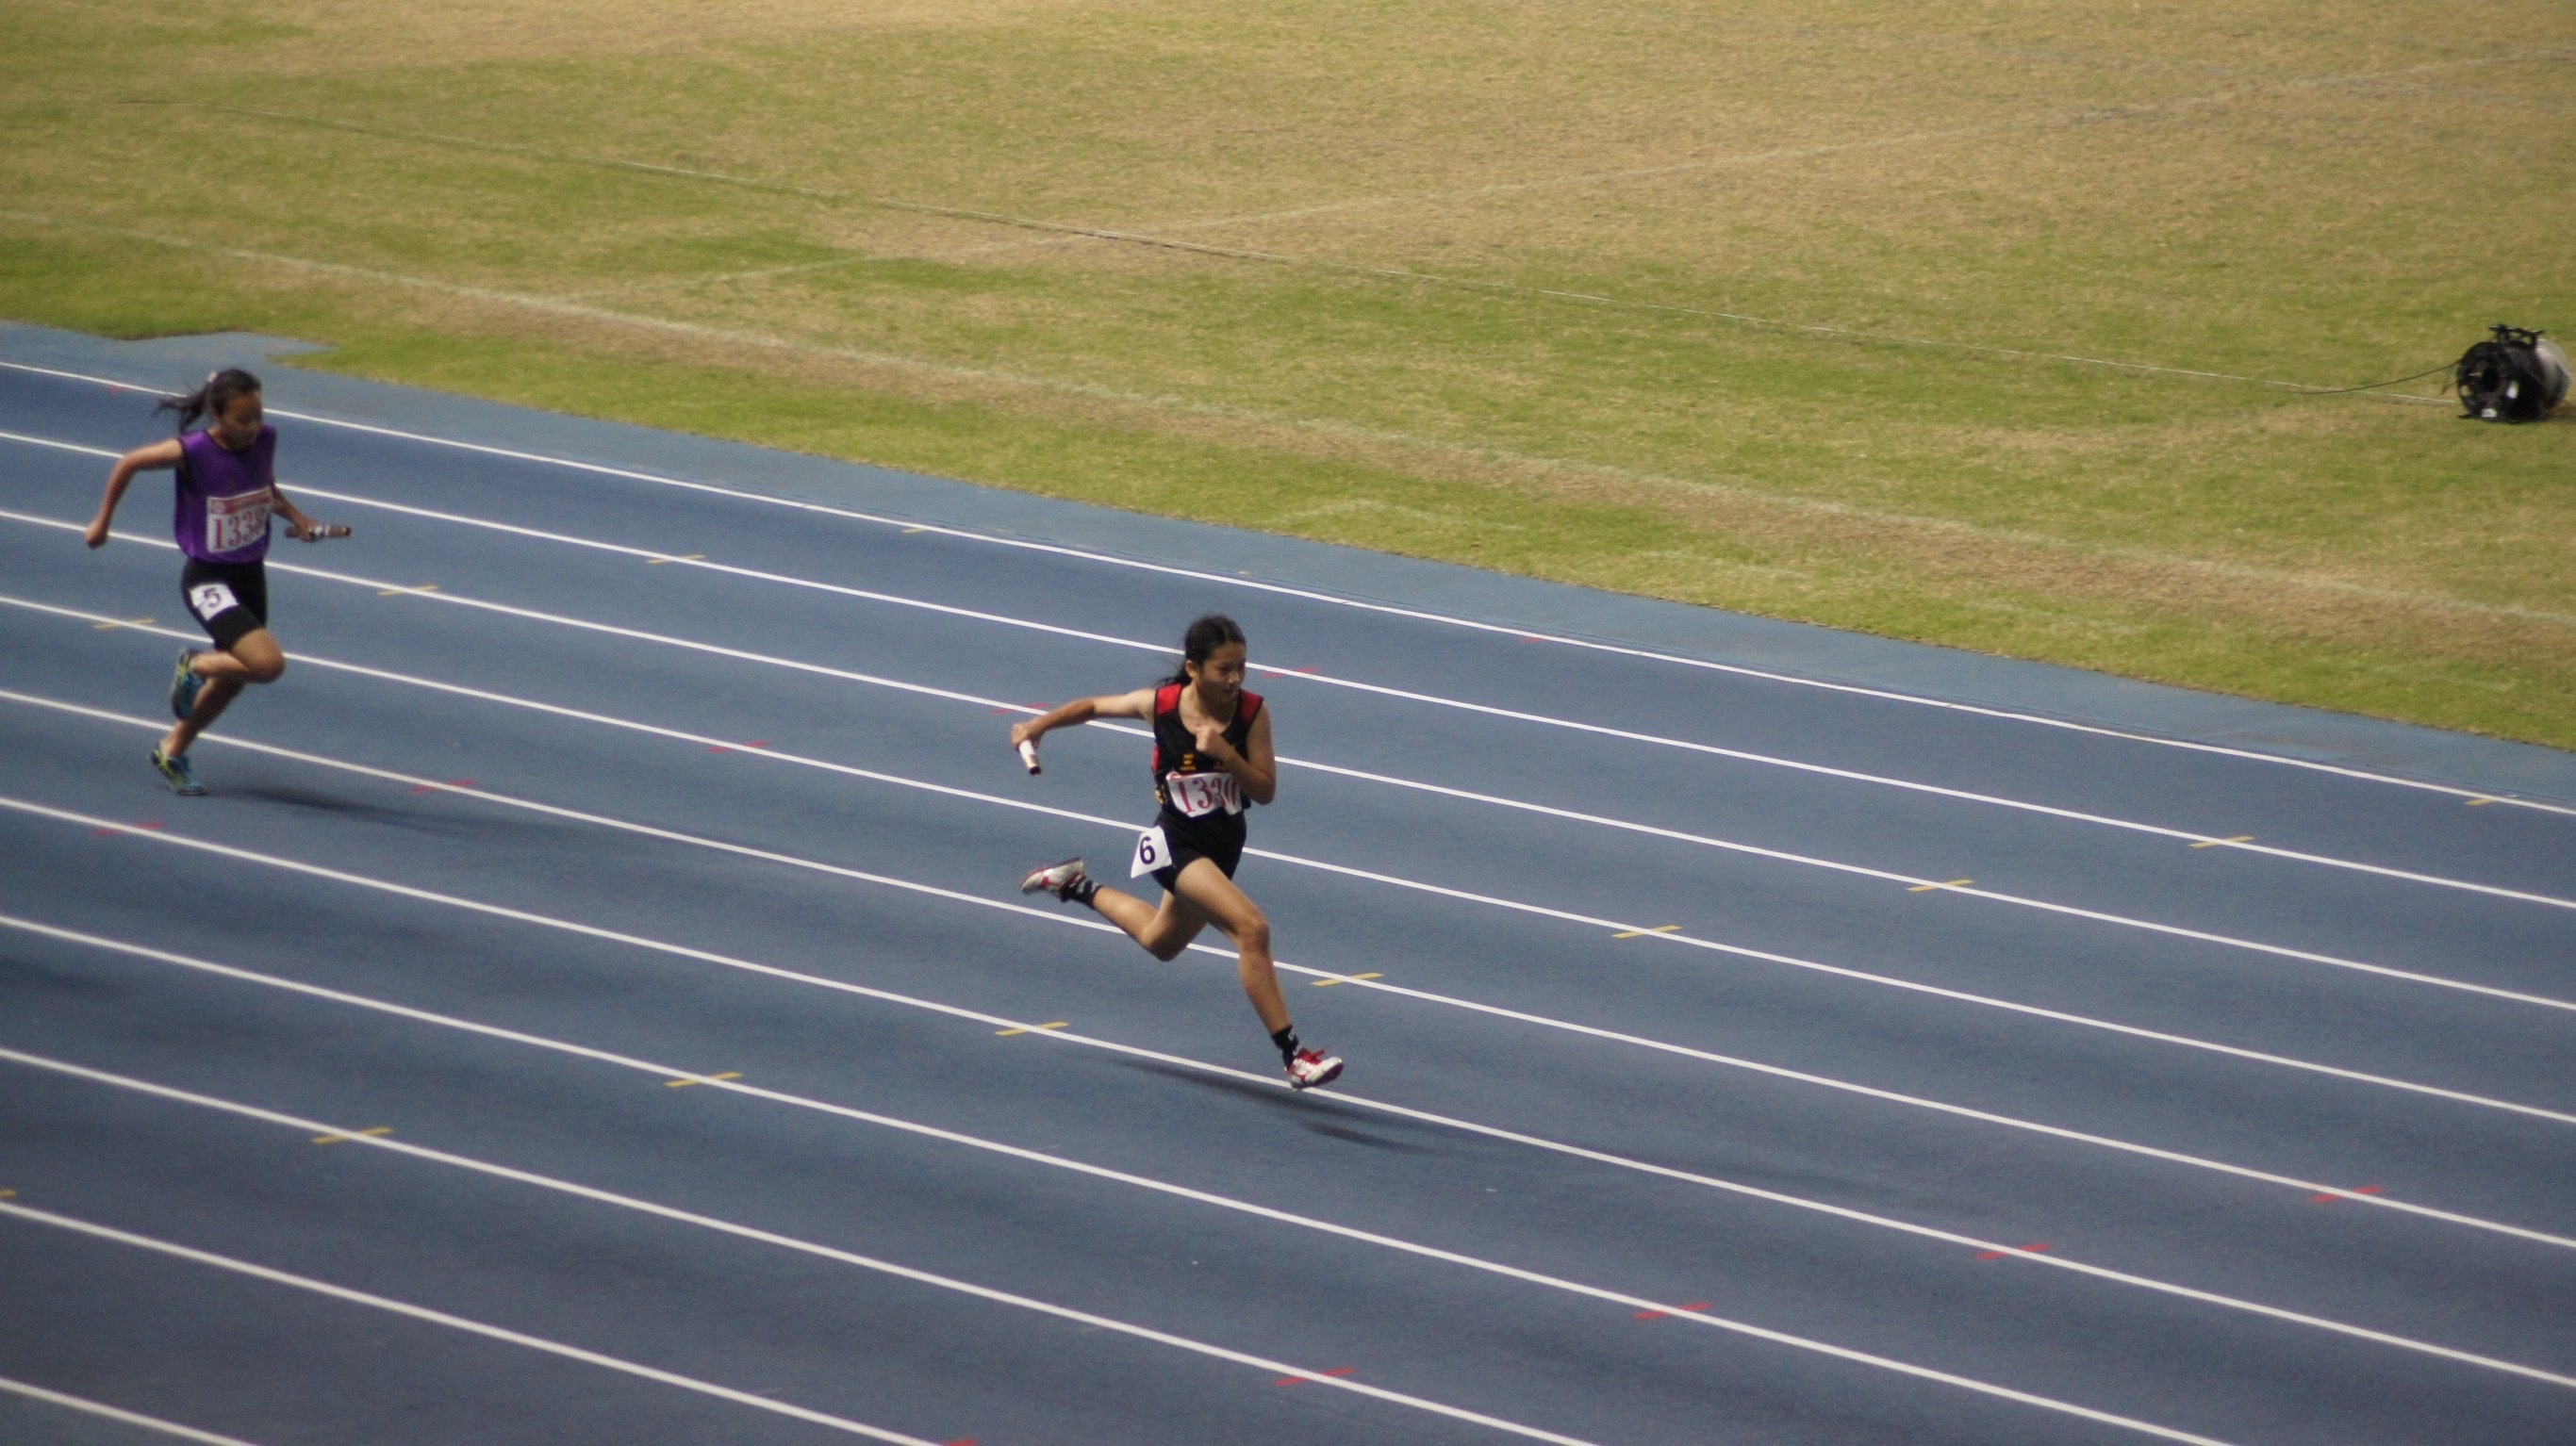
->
6;1;2571;744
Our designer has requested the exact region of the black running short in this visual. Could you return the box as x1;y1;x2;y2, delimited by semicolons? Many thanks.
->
1148;813;1246;893
179;558;269;650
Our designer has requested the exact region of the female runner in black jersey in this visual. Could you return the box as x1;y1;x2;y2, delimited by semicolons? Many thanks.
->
1014;615;1343;1089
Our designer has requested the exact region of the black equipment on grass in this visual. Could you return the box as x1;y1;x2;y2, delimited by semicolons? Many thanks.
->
2452;324;2568;422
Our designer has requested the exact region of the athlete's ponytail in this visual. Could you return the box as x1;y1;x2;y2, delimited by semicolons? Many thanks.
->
1161;613;1247;684
157;368;262;433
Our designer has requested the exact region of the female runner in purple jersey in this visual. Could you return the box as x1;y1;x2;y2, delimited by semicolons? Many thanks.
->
84;369;343;796
1013;615;1344;1089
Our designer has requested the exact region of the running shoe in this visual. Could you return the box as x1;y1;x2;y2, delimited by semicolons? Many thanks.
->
1286;1046;1344;1091
150;747;206;797
1017;857;1091;901
168;649;203;721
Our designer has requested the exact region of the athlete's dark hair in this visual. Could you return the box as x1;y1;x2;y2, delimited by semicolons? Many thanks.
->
1162;613;1247;685
157;368;262;434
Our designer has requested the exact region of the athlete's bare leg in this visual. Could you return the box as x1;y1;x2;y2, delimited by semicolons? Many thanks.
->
163;628;285;755
1086;882;1214;961
1167;859;1291;1034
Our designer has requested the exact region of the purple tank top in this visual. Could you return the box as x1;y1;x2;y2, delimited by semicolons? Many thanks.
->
173;425;277;565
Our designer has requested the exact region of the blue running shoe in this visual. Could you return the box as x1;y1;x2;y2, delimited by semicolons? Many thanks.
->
169;649;204;721
151;747;206;797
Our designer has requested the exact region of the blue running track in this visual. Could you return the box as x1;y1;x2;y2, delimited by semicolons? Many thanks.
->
2;325;2571;1446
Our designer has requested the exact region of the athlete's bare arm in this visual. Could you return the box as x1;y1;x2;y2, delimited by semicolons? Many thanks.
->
1192;704;1277;805
270;485;328;539
85;438;184;549
1011;687;1156;749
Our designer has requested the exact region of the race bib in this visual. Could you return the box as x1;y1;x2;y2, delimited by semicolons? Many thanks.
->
1130;824;1172;879
206;490;272;553
1163;769;1243;819
188;582;240;620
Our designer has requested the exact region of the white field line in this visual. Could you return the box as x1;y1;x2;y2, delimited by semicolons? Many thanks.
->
0;1375;268;1446
6;363;2569;819
9;511;2563;1017
8;680;2569;1135
12;909;2572;1393
3;214;2565;647
1152;50;2567;230
27;416;2574;911
0;1049;2239;1446
0;1203;941;1444
5;790;2570;1256
134;82;2518;403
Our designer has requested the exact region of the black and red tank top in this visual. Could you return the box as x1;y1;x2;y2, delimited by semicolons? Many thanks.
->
1150;682;1263;824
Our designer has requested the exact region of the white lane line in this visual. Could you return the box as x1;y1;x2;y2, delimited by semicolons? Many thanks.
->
0;1049;2242;1446
8;518;2563;1015
12;507;2566;1013
14;422;2572;921
0;1375;268;1446
4;791;2568;1255
91;456;2575;917
8;620;2570;1130
3;362;2565;819
15;910;2571;1392
0;1201;943;1443
11;678;2571;1131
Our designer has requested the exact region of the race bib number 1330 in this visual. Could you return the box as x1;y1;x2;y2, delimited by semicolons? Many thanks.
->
206;490;272;553
1163;770;1244;818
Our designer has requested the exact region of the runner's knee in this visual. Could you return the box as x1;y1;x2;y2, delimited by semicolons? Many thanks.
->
242;651;286;683
1231;910;1271;957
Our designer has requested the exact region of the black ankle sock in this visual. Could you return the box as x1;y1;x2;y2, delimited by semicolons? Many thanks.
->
1270;1026;1300;1063
1064;876;1098;907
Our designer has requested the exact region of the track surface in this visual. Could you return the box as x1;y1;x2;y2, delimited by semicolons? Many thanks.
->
2;359;2572;1446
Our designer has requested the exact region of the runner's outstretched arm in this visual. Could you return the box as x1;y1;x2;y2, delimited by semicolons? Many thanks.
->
84;439;181;549
1011;688;1154;749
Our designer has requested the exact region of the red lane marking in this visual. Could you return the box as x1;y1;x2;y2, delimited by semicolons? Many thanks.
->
746;740;769;748
1518;634;1543;643
409;778;476;793
1975;1241;2054;1261
99;819;170;836
2311;1185;2387;1204
1634;1301;1712;1321
1289;665;1320;674
946;1439;980;1445
1273;1366;1358;1386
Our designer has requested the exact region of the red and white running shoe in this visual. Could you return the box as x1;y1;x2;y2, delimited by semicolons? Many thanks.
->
1017;857;1089;900
1286;1046;1344;1090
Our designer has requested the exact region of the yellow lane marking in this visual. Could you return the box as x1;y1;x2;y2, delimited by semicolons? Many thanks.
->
1313;972;1384;987
375;583;438;598
91;616;154;630
2190;834;2256;848
2468;797;2497;807
1611;925;1682;940
313;1126;393;1145
996;1021;1070;1037
1908;879;1973;893
0;1189;15;1199
666;1071;744;1088
646;553;706;565
901;526;930;534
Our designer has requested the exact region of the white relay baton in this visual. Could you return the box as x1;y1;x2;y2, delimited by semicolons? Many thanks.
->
1016;739;1042;775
